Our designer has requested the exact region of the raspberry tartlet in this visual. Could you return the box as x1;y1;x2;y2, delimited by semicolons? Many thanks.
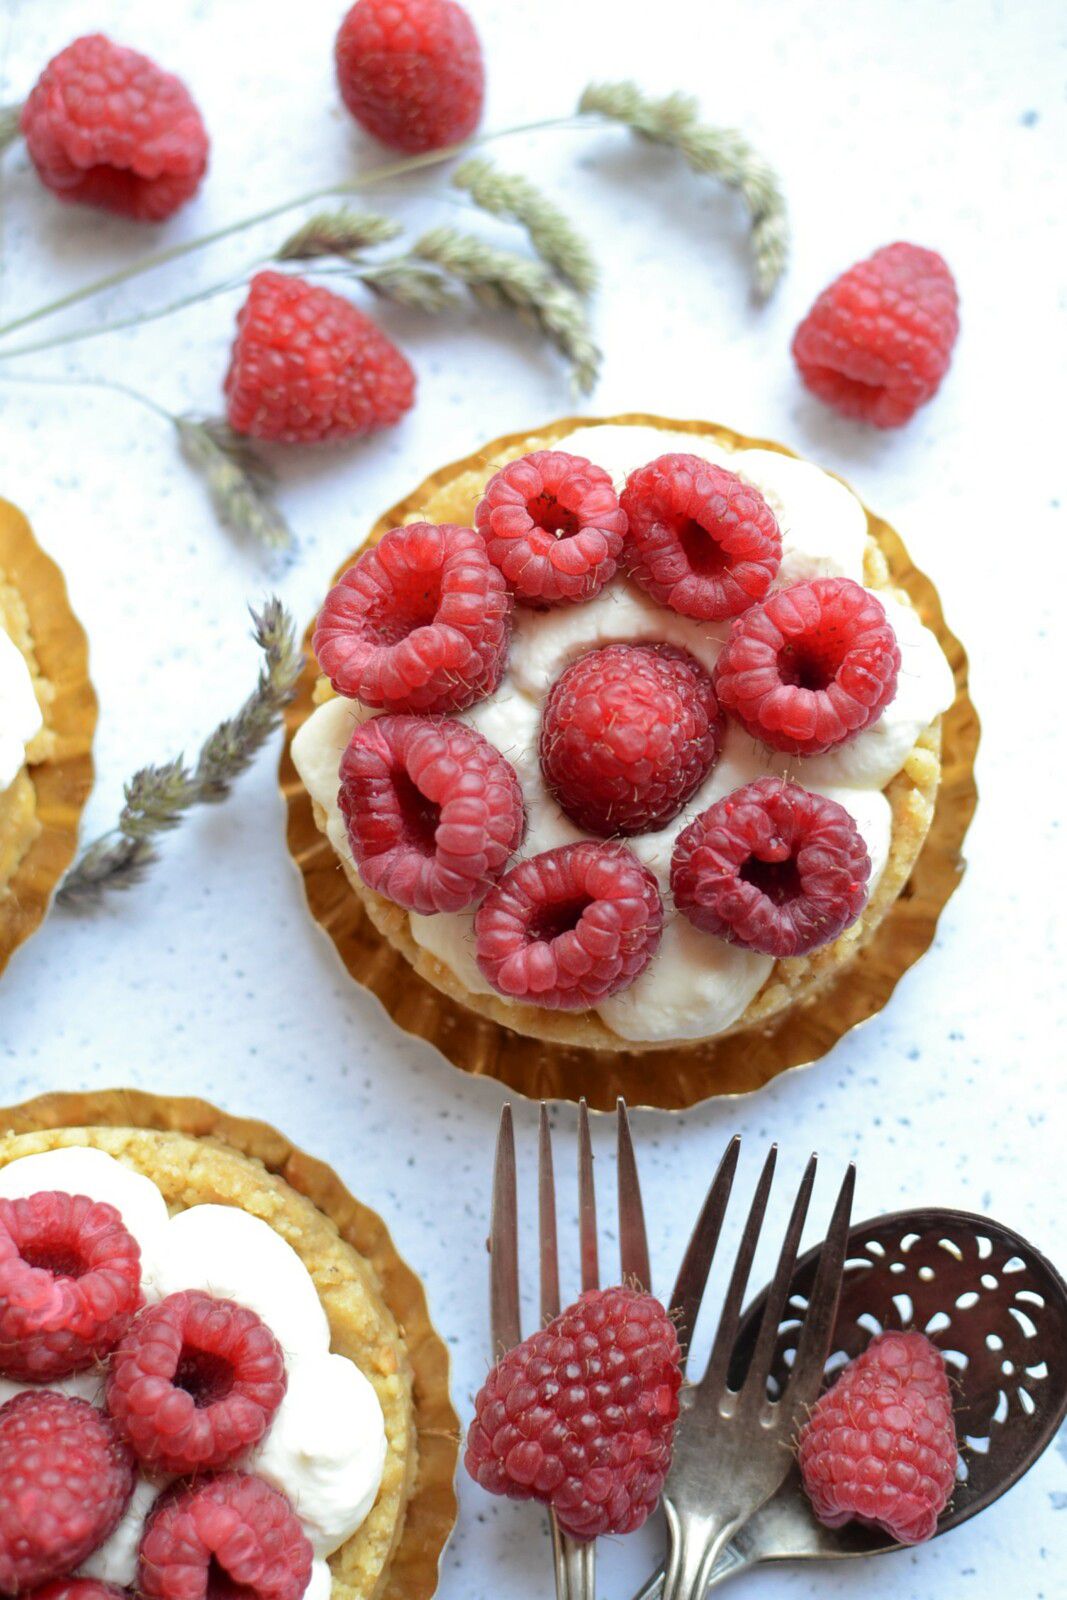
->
291;416;959;1055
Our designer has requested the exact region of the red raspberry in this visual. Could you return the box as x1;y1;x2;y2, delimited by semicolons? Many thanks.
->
465;1286;681;1540
314;521;510;713
792;243;960;428
714;577;901;756
0;1391;135;1593
620;454;781;621
475;451;627;607
138;1473;312;1600
539;644;723;837
671;778;870;958
474;842;663;1010
0;1191;141;1381
335;0;484;154
30;1584;130;1600
224;271;415;444
798;1331;957;1544
19;34;208;222
106;1290;286;1476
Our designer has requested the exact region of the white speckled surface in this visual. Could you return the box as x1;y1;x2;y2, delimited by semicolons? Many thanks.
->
1;1;1065;1595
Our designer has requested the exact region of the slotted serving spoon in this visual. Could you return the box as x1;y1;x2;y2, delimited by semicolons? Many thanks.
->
635;1206;1067;1594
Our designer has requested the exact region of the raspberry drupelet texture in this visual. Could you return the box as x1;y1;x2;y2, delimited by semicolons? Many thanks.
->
335;0;484;154
792;243;960;428
474;842;663;1010
798;1331;957;1544
0;1391;135;1593
224;272;415;444
106;1290;287;1476
314;521;511;713
671;778;871;958
620;454;782;621
138;1473;312;1600
339;713;525;913
19;34;208;221
539;644;723;837
465;1286;682;1540
475;450;627;607
0;1190;141;1381
714;577;901;756
30;1584;130;1600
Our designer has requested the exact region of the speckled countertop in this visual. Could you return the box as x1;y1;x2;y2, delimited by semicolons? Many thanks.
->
1;1;1065;1595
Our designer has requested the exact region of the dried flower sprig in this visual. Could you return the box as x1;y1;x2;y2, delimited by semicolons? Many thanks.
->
58;598;303;907
452;157;598;296
578;81;788;298
0;103;21;155
276;208;402;260
175;416;293;556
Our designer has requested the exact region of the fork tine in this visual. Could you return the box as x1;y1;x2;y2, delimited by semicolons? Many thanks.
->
539;1104;561;1323
783;1163;856;1412
490;1104;521;1355
700;1145;778;1395
670;1134;741;1367
577;1099;599;1292
616;1099;651;1294
741;1152;818;1403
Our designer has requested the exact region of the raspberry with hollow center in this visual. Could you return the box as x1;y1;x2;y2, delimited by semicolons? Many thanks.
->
314;521;511;713
465;1285;682;1540
474;842;663;1010
0;1391;135;1593
339;713;525;913
621;454;782;620
671;778;871;958
0;1190;141;1381
798;1330;957;1544
335;0;484;154
475;450;627;607
138;1473;312;1600
19;34;209;222
539;644;723;837
714;576;901;755
224;271;415;444
106;1290;287;1476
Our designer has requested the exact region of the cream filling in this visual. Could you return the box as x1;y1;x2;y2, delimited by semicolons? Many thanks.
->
0;625;43;794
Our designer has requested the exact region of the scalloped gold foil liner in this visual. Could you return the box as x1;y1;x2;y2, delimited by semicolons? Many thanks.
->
280;414;980;1111
0;497;96;977
0;1088;460;1600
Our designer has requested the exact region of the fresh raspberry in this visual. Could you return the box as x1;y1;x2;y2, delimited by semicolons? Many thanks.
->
714;577;901;756
620;454;781;621
30;1584;130;1600
314;521;510;713
539;644;723;837
465;1285;681;1540
138;1473;312;1600
475;451;627;607
335;0;484;154
106;1290;286;1476
671;778;870;958
0;1391;135;1593
798;1331;957;1544
19;34;208;222
792;243;960;427
0;1191;141;1381
474;842;663;1010
224;271;415;444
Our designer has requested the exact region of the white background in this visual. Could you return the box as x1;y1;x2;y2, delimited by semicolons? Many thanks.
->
1;1;1065;1596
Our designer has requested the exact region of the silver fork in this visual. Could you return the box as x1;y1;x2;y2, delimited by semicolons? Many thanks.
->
489;1097;652;1600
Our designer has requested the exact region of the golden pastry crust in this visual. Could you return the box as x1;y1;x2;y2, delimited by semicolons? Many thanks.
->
0;1125;417;1600
0;573;54;892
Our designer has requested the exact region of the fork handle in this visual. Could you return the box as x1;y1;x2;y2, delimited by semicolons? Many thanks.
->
635;1539;750;1600
551;1517;595;1600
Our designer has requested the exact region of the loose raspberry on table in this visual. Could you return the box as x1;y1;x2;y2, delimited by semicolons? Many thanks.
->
540;644;723;837
475;451;627;607
335;0;484;154
620;454;782;621
714;577;901;756
138;1473;312;1600
106;1290;286;1476
224;271;415;444
798;1330;957;1544
19;34;208;222
30;1583;130;1600
792;243;960;427
314;521;511;713
465;1285;681;1540
0;1391;135;1593
474;842;663;1010
0;1190;141;1381
671;778;871;958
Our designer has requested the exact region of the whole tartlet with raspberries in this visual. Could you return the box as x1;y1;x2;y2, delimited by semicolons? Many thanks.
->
290;414;959;1052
